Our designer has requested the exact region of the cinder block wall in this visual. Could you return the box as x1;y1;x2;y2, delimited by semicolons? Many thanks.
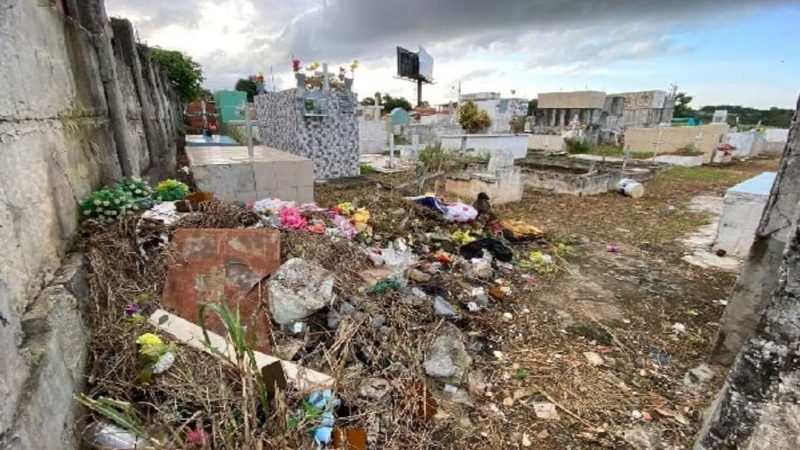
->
0;1;180;447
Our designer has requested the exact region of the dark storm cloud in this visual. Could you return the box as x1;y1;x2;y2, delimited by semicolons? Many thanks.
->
104;0;793;88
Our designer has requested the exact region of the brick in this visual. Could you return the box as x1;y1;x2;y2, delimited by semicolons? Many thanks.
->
161;229;280;353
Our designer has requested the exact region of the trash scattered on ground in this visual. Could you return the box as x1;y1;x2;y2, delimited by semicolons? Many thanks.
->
533;402;561;420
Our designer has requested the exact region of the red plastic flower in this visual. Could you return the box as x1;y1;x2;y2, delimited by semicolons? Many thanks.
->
292;59;302;72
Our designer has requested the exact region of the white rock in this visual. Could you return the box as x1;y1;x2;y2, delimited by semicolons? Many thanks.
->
583;351;605;366
268;258;335;325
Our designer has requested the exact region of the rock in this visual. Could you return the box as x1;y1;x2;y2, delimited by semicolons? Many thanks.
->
451;389;475;406
327;300;357;329
366;252;385;266
390;208;406;217
537;429;550;440
623;425;657;450
360;267;393;287
683;363;714;391
474;294;490;308
434;296;458;316
532;402;560;421
502;312;513;321
471;258;493;279
269;258;335;325
522;433;532;447
359;378;392;400
409;269;432;283
583;351;605;366
424;323;472;384
672;322;687;335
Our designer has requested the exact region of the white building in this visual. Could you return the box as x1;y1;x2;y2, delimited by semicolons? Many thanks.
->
459;92;528;134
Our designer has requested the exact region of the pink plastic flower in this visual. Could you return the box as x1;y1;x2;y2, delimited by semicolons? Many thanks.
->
292;59;302;72
186;428;211;447
607;245;620;253
279;207;307;229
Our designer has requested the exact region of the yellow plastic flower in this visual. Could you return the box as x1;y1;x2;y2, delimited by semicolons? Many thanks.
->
337;201;357;216
352;208;371;232
136;333;163;347
452;230;476;246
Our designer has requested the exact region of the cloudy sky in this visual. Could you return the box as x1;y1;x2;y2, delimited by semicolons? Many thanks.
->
106;0;800;108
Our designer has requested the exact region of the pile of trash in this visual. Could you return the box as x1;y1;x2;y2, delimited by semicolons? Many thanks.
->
79;177;560;449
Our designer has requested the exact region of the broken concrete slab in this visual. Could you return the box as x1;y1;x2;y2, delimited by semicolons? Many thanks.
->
162;228;280;353
149;309;332;390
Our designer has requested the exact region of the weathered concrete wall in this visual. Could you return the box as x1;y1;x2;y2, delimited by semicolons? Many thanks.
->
726;131;767;159
358;115;388;154
440;134;529;159
538;91;606;109
624;124;730;163
711;98;800;365
696;218;800;449
0;1;180;446
528;133;565;152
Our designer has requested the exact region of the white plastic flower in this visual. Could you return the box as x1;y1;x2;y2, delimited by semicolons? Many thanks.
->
83;210;91;215
135;189;142;195
94;200;101;206
102;201;110;206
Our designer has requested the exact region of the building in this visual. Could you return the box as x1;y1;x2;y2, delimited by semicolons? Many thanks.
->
459;92;528;134
533;90;675;135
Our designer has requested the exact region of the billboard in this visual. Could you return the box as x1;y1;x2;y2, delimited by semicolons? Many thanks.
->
396;46;433;82
397;46;419;79
417;46;433;82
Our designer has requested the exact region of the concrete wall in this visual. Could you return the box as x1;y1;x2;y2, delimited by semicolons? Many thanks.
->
528;134;565;152
763;128;789;155
358;115;387;154
440;134;529;159
255;88;360;179
0;1;180;447
538;91;606;109
624;124;730;163
726;131;767;159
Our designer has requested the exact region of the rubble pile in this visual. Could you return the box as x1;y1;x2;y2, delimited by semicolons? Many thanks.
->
78;172;568;449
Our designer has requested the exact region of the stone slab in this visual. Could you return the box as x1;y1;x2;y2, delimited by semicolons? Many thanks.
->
161;229;280;353
149;309;332;390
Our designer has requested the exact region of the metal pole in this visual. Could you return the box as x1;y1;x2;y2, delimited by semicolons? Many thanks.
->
417;79;423;107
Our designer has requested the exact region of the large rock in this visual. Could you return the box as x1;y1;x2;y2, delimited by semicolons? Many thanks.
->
424;323;472;384
269;258;334;325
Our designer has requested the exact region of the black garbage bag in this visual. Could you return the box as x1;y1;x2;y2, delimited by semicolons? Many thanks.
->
459;238;513;262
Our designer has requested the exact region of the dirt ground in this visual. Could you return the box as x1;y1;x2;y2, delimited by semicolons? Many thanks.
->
315;156;780;449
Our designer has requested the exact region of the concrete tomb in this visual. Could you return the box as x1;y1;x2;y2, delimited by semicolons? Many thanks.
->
714;172;776;258
187;145;314;204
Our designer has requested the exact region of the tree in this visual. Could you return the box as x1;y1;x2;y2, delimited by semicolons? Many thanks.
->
674;92;694;117
150;48;205;103
458;100;492;134
234;78;258;102
359;93;412;113
382;94;412;113
527;99;538;117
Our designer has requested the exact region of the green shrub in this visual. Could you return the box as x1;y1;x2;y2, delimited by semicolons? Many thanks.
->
80;187;133;223
154;179;189;201
116;177;155;210
418;145;456;172
564;138;590;154
360;164;377;176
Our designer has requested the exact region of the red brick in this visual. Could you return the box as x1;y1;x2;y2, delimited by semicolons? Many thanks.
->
162;229;280;353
